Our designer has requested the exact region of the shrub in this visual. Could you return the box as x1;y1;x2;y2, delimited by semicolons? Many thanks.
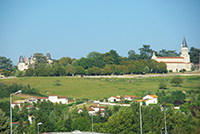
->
170;77;183;87
159;82;167;89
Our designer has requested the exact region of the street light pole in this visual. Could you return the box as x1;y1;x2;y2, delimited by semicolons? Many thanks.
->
164;108;167;134
10;90;21;134
140;103;142;134
37;122;42;134
91;114;93;132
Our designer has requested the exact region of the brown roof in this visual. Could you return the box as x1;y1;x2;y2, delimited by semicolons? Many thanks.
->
12;102;20;104
34;96;48;99
124;95;138;98
157;57;184;59
12;121;26;124
58;96;67;99
90;105;105;108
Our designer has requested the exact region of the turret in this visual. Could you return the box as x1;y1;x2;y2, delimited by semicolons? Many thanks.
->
180;37;190;63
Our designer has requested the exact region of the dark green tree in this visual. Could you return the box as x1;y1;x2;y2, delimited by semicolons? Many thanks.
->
189;47;200;64
0;109;10;134
170;77;183;87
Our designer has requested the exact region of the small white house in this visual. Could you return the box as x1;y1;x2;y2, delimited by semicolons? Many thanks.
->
90;104;105;112
28;94;68;104
108;95;138;102
11;102;21;108
108;96;121;102
137;95;158;106
123;95;138;101
78;107;96;115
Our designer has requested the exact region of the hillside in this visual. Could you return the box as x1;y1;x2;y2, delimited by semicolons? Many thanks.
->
0;75;200;101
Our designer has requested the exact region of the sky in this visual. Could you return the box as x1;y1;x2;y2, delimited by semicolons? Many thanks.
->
0;0;200;65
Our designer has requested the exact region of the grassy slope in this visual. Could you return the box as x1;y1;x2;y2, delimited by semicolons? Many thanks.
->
0;76;199;101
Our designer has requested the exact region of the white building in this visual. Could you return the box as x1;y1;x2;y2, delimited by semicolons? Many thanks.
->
151;37;192;72
108;95;138;102
27;94;68;104
137;95;158;106
18;52;53;71
78;105;105;115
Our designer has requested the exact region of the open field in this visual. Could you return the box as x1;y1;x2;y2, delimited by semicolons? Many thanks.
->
0;75;200;101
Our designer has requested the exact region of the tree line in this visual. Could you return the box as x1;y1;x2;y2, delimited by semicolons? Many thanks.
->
0;45;199;77
1;99;200;134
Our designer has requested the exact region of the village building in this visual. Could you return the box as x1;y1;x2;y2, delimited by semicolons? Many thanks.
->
78;104;105;115
108;95;138;103
137;95;158;106
151;37;192;72
17;52;53;71
27;94;68;104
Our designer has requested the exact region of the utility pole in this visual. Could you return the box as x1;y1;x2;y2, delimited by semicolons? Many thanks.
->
164;108;167;134
140;103;142;134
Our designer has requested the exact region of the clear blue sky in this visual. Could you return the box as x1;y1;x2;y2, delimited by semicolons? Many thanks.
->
0;0;200;65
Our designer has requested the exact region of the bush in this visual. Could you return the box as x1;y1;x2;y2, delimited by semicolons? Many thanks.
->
169;70;173;73
159;82;167;89
170;77;183;87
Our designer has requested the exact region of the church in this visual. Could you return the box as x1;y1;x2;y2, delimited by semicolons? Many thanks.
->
18;52;53;71
151;37;192;72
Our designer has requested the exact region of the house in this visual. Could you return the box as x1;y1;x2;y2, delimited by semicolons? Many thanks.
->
108;96;121;102
11;102;21;108
78;105;105;115
123;95;138;101
90;104;105;112
137;95;158;106
78;107;95;115
28;115;34;124
27;94;68;104
151;37;192;72
108;95;138;102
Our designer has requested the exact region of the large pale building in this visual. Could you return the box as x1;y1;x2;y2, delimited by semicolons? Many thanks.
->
18;52;53;71
151;37;192;72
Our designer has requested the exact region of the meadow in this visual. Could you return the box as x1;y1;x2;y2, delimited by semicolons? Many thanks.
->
0;75;200;101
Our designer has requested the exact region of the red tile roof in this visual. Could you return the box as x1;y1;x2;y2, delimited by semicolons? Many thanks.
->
58;96;67;99
157;57;184;59
90;105;105;108
124;95;138;98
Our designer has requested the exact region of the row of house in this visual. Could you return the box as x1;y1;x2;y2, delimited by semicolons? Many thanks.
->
108;95;138;102
11;94;68;108
78;104;105;115
107;94;158;106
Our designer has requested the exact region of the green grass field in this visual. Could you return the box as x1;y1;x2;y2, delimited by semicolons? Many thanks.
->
0;75;200;101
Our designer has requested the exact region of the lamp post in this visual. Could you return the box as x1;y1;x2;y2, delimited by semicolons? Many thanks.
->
164;108;167;134
140;102;142;134
37;122;42;134
10;90;21;134
91;113;93;132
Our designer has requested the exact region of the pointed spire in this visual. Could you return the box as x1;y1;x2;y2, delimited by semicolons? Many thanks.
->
182;37;188;47
19;54;25;63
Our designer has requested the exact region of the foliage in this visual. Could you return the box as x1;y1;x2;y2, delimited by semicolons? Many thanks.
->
189;47;200;64
159;82;167;89
0;109;10;134
0;82;41;99
170;77;183;87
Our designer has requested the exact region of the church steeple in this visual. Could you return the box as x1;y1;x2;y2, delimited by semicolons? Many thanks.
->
18;54;25;63
182;37;188;47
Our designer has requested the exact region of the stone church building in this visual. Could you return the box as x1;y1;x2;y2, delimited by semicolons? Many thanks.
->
151;37;192;72
18;52;53;71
